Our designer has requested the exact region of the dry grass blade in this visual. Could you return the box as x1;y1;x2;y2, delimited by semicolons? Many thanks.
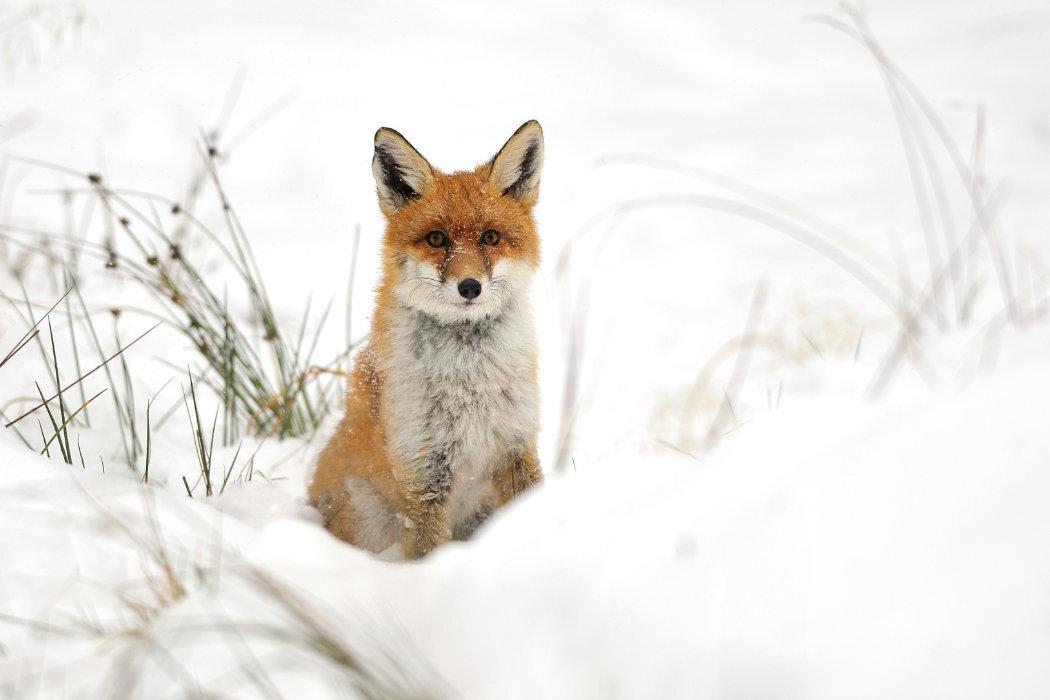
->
559;193;906;317
4;321;161;428
591;152;894;283
247;365;350;439
552;259;591;475
812;5;1017;322
182;369;218;497
699;282;768;452
0;286;71;368
38;386;106;457
241;568;455;699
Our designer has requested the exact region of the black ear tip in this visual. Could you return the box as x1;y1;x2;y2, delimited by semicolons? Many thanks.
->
518;120;542;136
374;126;408;148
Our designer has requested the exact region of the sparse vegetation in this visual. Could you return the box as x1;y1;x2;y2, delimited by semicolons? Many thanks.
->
552;6;1049;457
0;127;358;485
0;3;1046;697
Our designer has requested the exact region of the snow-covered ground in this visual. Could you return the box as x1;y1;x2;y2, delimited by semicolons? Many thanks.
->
1;0;1048;697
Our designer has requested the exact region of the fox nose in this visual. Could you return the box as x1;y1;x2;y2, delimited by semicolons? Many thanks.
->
458;278;482;300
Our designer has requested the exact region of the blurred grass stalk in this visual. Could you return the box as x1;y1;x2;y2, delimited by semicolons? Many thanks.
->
554;4;1048;460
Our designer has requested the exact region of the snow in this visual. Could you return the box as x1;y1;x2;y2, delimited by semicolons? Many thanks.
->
2;0;1049;697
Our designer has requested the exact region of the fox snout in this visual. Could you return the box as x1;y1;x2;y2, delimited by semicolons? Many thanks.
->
458;278;482;300
392;258;506;322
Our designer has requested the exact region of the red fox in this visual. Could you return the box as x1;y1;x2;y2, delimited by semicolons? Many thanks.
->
309;121;545;558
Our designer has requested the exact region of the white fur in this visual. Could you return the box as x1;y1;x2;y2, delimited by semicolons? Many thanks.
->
381;257;540;540
393;257;534;324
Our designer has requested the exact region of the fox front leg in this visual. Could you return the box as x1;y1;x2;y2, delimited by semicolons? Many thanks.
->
402;450;454;559
494;448;543;505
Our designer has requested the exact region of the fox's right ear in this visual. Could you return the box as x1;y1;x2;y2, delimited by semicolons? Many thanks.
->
372;128;436;217
488;120;544;206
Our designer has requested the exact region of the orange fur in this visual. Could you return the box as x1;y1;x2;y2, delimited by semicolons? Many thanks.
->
309;122;544;558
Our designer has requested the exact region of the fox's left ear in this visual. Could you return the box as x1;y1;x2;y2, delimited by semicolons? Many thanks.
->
373;127;436;217
488;120;544;205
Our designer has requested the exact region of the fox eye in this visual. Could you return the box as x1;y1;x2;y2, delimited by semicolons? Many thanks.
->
481;229;501;246
425;231;447;248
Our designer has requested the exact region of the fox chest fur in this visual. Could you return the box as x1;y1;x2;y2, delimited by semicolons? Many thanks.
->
384;304;539;527
309;121;545;558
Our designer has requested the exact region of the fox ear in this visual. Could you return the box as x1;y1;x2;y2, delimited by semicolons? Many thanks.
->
488;120;544;205
373;127;436;216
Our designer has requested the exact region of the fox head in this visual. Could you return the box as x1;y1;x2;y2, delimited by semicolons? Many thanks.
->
372;121;543;324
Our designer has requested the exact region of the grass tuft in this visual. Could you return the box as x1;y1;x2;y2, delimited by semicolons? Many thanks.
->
1;117;360;481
